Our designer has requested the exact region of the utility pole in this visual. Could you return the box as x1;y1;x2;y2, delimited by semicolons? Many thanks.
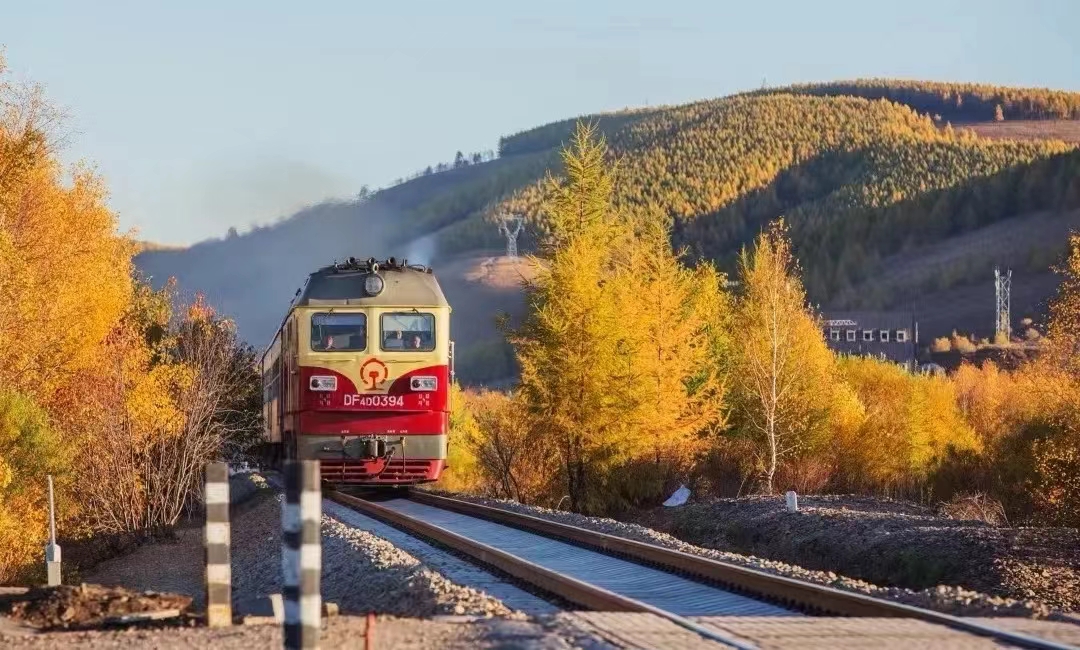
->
45;475;61;586
499;214;525;259
995;266;1012;341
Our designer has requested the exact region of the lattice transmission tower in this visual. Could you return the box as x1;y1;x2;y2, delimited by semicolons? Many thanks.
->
499;214;525;258
995;266;1012;340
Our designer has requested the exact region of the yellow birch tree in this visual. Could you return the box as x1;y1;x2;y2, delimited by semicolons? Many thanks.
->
732;218;835;494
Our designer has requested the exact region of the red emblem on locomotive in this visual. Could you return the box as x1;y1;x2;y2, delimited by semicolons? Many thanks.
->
359;358;388;390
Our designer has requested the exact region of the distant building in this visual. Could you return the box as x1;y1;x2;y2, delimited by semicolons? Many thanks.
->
820;311;918;369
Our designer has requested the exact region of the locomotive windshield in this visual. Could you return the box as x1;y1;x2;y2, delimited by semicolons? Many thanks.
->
310;312;367;351
381;312;435;351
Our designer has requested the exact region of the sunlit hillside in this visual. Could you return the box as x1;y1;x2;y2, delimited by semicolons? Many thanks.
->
135;78;1080;384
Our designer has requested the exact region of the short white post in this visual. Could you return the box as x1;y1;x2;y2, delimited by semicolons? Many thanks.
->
785;490;798;513
45;475;61;586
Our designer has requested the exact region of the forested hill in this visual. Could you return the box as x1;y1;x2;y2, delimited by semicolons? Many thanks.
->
135;78;1080;377
746;79;1080;121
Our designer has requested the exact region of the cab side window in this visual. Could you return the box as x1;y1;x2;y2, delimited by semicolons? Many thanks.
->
381;312;435;351
310;313;367;351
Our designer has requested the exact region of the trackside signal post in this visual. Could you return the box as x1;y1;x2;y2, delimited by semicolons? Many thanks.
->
45;475;61;586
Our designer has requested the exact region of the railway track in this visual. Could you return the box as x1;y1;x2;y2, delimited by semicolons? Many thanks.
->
327;489;1077;650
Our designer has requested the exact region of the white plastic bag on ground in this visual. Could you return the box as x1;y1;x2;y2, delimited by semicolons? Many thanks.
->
663;484;691;507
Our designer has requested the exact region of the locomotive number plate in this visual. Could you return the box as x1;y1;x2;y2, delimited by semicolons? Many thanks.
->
343;394;405;408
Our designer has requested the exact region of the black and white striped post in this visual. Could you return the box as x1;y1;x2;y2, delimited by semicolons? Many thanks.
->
282;459;321;649
204;462;232;627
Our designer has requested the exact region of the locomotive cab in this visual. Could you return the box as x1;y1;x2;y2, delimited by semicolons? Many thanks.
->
259;257;453;486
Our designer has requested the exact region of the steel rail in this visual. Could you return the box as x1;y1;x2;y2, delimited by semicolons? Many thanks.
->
405;491;1077;650
327;490;759;649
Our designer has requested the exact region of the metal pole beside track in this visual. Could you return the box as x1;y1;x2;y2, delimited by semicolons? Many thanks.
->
204;462;232;627
283;460;322;649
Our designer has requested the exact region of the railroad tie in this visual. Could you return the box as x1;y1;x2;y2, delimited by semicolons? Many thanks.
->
283;460;322;649
204;462;232;627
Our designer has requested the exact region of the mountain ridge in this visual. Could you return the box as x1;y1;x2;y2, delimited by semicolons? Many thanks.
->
134;78;1080;382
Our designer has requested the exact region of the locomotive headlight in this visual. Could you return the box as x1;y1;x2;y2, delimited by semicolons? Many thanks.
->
410;376;437;391
364;274;384;296
309;375;337;391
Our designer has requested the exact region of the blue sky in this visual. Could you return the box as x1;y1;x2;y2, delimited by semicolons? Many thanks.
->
3;0;1077;245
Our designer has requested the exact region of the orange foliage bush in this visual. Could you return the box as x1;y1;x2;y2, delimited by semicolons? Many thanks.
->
0;61;262;580
831;356;978;496
0;390;70;581
456;388;551;504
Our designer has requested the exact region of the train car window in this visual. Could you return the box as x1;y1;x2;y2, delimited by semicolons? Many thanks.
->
310;312;367;351
380;312;435;351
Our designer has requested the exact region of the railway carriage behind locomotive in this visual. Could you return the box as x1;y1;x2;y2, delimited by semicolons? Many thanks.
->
258;257;453;485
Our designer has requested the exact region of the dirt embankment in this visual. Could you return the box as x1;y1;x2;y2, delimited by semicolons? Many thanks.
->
628;495;1080;614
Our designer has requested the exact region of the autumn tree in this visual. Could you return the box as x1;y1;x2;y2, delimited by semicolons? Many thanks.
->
497;121;740;511
78;286;262;534
436;382;485;494
507;121;638;513
1028;231;1080;524
455;389;550;503
0;390;70;581
731;219;835;494
607;213;732;504
0;110;132;401
0;55;259;579
1047;232;1080;375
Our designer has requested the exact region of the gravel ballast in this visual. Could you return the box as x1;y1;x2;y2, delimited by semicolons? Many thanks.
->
84;471;549;621
0;613;593;649
427;490;1080;620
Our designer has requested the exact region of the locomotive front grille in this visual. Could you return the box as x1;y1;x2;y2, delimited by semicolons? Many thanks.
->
320;458;438;483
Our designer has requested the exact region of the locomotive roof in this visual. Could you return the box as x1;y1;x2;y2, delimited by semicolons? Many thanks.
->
293;257;449;308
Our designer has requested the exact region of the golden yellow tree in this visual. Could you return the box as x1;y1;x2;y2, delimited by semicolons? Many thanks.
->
609;213;731;503
732;219;835;494
835;356;978;493
508;122;637;513
0;390;70;582
457;389;550;503
436;382;487;495
0;57;264;580
1047;232;1080;375
1029;230;1080;524
0;71;133;402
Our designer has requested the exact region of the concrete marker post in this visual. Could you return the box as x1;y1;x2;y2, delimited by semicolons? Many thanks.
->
785;490;798;512
283;459;321;649
45;475;61;586
204;462;232;627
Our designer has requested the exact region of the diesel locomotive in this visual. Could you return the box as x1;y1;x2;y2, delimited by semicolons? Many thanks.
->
258;256;453;485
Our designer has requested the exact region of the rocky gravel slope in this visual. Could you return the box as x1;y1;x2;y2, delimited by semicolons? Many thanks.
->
85;472;531;620
428;490;1080;619
638;495;1080;614
0;613;595;649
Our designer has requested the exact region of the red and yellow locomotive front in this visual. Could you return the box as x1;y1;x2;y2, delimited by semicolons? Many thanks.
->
263;259;452;485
